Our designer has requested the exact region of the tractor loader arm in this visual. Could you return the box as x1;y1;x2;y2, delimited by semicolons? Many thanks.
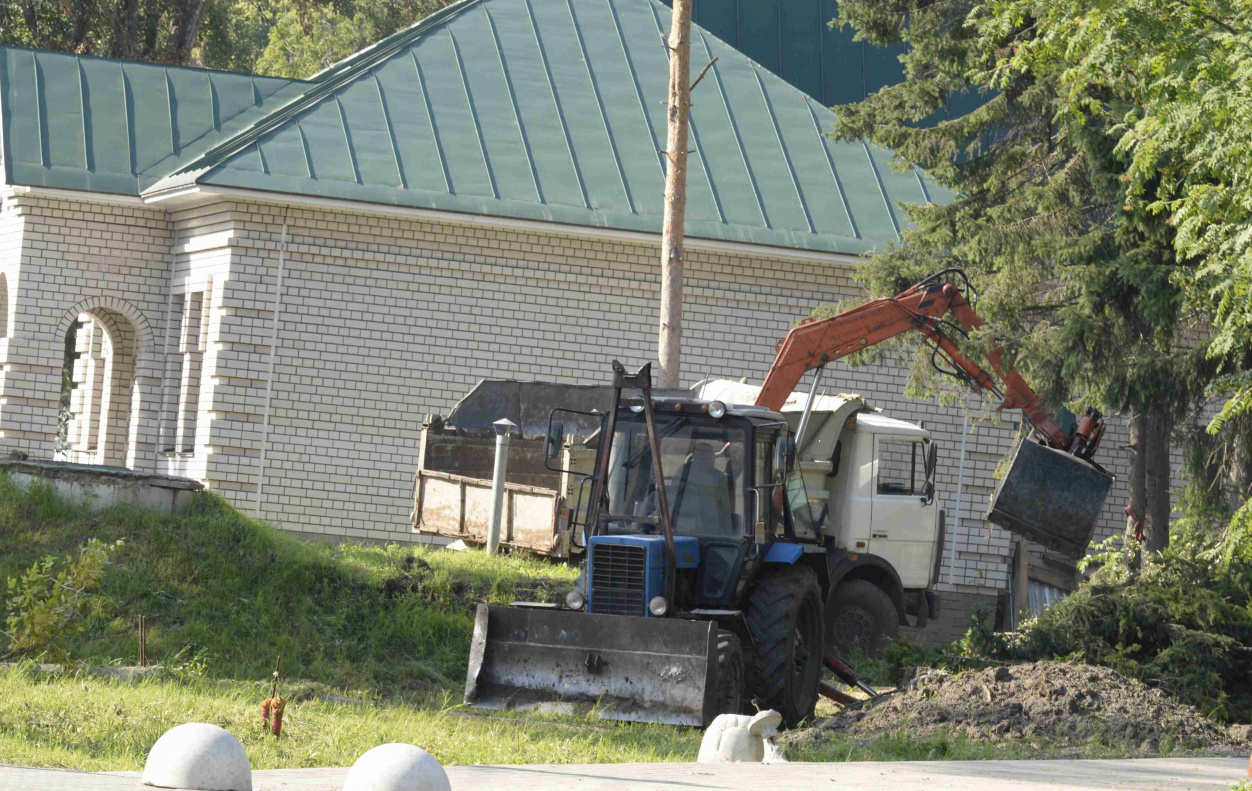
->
754;272;1102;459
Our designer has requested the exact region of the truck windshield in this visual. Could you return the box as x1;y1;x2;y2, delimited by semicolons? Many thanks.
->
604;415;746;538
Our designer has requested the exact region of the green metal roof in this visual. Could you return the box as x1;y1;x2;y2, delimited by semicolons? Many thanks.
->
0;0;953;255
0;47;310;194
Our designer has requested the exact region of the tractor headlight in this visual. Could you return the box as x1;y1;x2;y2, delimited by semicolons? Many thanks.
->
708;400;726;419
648;596;669;617
565;590;586;611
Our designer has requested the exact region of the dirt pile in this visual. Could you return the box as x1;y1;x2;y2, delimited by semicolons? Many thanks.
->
786;661;1251;756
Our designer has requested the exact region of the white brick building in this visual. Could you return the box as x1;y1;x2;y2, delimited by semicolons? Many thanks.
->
0;0;1187;637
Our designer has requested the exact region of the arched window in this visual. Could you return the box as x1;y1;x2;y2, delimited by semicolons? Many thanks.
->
57;309;137;466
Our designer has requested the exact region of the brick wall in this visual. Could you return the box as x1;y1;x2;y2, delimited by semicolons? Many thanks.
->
0;190;1199;601
0;189;170;468
901;589;1001;645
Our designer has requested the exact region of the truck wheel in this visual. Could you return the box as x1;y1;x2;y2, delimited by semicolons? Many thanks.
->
826;579;899;658
744;566;824;728
716;630;744;716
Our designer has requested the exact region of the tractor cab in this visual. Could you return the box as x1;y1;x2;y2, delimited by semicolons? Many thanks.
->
581;398;814;613
545;371;821;621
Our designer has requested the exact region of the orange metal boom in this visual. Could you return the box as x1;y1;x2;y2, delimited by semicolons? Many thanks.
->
754;280;1070;449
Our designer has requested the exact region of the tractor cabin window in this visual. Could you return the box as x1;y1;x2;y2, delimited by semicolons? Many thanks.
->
877;438;926;496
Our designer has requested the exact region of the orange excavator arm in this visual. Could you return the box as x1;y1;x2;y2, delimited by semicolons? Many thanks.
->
754;273;1103;459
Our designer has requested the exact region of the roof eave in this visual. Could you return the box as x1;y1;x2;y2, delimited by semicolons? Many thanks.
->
141;182;872;264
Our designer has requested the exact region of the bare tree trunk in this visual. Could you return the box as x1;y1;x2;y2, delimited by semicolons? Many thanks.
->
658;0;692;390
1229;417;1252;512
67;0;96;51
105;0;141;59
1144;411;1172;553
162;0;211;64
20;1;41;48
1125;412;1146;571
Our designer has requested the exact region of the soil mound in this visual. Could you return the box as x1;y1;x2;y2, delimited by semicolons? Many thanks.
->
786;661;1251;756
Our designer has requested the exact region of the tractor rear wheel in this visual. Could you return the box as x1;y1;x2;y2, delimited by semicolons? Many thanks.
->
826;579;899;658
744;565;823;728
716;630;744;716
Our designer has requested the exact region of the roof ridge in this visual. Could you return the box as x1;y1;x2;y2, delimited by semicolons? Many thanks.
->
0;43;312;83
155;0;485;182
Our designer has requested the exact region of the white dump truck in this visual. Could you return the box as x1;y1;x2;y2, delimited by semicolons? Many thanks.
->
695;379;944;654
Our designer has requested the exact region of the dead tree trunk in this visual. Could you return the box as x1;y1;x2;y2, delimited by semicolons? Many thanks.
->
1125;412;1146;571
658;0;693;389
1229;417;1252;512
1143;411;1172;553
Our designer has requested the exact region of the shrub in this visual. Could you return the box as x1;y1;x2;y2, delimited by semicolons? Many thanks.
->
2;538;120;662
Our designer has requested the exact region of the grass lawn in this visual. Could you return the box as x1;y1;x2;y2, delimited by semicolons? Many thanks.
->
0;666;1028;770
0;473;1156;770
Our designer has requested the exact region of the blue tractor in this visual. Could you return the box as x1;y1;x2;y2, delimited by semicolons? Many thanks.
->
464;361;829;727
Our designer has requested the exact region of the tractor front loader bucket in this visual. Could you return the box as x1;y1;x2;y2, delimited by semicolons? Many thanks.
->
464;605;719;727
987;439;1114;559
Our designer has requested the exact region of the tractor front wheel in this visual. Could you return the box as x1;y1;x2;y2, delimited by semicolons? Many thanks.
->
744;565;824;728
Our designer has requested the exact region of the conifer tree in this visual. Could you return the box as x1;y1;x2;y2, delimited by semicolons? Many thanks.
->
829;0;1221;548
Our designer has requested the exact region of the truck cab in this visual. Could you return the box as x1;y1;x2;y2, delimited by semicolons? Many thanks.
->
698;380;945;655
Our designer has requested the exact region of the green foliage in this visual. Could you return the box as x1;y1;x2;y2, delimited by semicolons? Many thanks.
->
254;0;448;78
1001;524;1252;721
886;528;1252;723
0;473;575;695
1;537;120;662
1012;1;1252;432
0;0;450;77
828;0;1212;429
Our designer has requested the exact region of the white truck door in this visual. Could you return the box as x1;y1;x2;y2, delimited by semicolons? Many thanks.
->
869;435;938;588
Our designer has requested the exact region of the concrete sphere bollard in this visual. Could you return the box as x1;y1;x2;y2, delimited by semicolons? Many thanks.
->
697;710;784;764
142;723;252;791
342;743;451;791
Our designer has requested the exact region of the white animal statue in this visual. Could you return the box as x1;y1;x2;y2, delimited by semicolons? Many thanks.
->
697;710;785;764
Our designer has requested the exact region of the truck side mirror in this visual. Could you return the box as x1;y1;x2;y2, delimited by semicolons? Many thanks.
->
923;440;937;504
545;421;565;460
775;436;796;476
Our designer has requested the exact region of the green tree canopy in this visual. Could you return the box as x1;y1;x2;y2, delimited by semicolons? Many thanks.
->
0;0;448;76
827;0;1252;545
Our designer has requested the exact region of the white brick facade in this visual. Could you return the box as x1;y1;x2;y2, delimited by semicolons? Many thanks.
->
0;187;1189;601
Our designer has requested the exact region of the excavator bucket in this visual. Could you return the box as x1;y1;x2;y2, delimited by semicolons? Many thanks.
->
464;604;719;727
987;439;1114;559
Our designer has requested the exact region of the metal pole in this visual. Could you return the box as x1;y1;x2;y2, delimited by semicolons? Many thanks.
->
947;411;970;586
795;366;823;449
256;215;289;514
487;418;516;556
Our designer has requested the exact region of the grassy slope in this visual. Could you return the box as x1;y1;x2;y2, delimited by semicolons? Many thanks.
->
0;474;576;694
0;474;1145;769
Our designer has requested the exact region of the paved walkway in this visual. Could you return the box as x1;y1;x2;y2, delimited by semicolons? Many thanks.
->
2;758;1247;791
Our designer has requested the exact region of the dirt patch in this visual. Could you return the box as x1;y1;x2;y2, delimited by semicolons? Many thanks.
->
785;661;1251;757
